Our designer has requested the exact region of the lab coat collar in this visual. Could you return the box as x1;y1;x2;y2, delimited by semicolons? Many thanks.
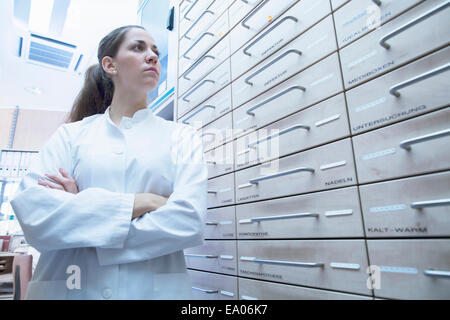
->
104;105;154;128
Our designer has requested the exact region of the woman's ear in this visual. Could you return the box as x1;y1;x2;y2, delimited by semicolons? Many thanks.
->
101;56;117;76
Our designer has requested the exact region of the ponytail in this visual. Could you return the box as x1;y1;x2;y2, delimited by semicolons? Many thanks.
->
66;25;145;123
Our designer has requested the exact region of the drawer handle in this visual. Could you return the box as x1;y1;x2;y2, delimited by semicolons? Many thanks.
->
423;269;450;279
183;55;216;80
410;198;450;209
182;10;215;40
247;124;310;148
240;256;325;268
399;128;450;151
246;86;306;116
184;254;219;259
182;32;215;59
239;212;319;224
241;295;258;300
182;105;216;124
241;0;270;29
245;49;302;85
183;0;200;21
372;0;382;6
379;1;450;49
192;286;219;294
206;160;217;165
243;16;299;56
389;63;450;97
248;166;315;185
182;79;215;102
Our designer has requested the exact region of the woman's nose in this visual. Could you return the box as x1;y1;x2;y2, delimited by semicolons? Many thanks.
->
145;51;158;64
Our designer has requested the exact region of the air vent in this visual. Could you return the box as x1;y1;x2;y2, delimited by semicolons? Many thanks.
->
20;32;86;73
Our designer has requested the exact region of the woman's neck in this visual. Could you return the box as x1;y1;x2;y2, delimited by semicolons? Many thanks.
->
109;87;147;126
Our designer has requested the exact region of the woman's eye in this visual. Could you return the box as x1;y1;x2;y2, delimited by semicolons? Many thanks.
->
133;44;143;51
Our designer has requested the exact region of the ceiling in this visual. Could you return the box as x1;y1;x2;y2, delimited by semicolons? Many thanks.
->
0;0;141;112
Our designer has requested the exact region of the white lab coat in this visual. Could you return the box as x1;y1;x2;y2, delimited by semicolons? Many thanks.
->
10;106;207;300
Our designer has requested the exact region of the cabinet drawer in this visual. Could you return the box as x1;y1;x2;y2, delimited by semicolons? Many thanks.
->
339;0;450;89
228;0;264;31
205;206;236;239
346;46;450;135
185;240;237;275
229;0;298;55
367;239;450;299
205;140;234;179
360;171;450;238
236;186;364;239
179;84;232;127
178;11;229;76
235;93;349;170
232;33;338;109
232;54;343;138
330;0;350;11
238;240;371;295
207;172;235;208
178;34;230;97
334;0;423;48
238;278;372;300
179;0;230;41
200;111;233;152
353;108;450;184
178;58;231;118
188;270;238;300
235;138;357;204
230;0;331;81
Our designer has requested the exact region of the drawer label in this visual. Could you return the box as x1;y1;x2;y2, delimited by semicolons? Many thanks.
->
353;105;427;132
341;11;392;45
239;232;269;237
239;194;260;201
325;176;354;186
240;269;283;280
264;70;288;87
370;204;407;213
367;226;428;234
362;148;396;161
261;38;284;58
348;60;395;86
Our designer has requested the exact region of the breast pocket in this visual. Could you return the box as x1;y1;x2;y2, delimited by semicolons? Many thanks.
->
25;280;68;300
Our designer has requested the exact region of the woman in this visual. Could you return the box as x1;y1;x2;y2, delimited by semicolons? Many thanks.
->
10;25;208;300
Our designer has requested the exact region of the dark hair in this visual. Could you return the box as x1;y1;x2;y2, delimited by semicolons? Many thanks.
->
66;25;145;123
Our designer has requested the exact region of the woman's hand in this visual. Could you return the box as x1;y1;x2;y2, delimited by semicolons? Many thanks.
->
38;168;79;194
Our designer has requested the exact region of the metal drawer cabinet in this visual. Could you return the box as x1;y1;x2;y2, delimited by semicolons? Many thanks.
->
228;0;298;55
200;111;233;152
178;10;229;76
236;186;364;239
235;138;357;204
228;0;264;31
232;54;343;138
178;58;231;118
238;278;373;300
179;84;232;127
334;0;424;48
234;93;349;170
232;34;338;109
204;205;236;239
185;240;237;275
346;46;450;135
330;0;350;12
205;140;234;179
353;107;450;184
360;171;450;238
339;0;450;89
179;0;230;41
238;240;372;295
188;270;238;300
367;239;450;299
178;34;230;97
207;172;235;208
230;0;332;81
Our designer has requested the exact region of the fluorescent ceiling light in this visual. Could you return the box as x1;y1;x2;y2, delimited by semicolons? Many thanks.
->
29;0;54;34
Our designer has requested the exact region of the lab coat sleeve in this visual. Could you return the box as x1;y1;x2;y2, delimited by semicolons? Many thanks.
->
95;125;207;266
9;124;135;252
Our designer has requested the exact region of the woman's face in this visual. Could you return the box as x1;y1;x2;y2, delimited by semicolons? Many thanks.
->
109;28;161;93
